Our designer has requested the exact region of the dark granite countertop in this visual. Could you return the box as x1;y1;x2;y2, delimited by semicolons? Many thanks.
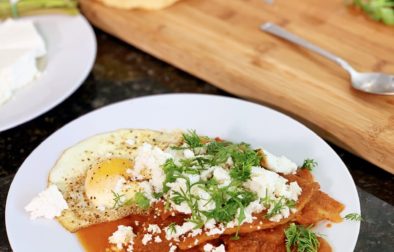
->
0;30;393;252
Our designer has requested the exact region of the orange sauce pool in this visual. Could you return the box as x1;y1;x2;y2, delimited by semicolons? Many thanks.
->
76;218;332;252
77;217;132;252
76;203;181;252
76;196;334;252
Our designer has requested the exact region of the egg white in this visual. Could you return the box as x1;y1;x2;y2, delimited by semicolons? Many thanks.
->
48;129;182;232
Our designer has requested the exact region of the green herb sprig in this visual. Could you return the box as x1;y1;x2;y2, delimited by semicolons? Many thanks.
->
264;196;296;219
112;190;125;209
112;191;150;210
344;213;363;221
351;0;394;25
167;222;177;234
133;192;151;210
163;131;261;237
205;140;261;182
285;223;320;252
301;159;317;171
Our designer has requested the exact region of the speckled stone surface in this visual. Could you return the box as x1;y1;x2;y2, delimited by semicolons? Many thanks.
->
0;30;393;252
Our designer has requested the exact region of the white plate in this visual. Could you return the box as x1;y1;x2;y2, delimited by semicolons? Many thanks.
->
6;94;360;251
0;15;96;132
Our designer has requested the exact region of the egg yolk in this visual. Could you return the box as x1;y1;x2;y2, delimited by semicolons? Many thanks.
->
85;158;140;209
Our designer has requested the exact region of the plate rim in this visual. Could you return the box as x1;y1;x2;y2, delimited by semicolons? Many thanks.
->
5;93;361;251
0;14;97;132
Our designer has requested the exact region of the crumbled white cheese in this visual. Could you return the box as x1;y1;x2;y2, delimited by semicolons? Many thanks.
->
243;166;302;222
142;233;153;245
204;218;217;230
244;167;302;200
167;175;215;214
164;147;185;164
169;245;177;252
183;149;195;158
190;228;203;237
172;200;191;215
25;185;68;220
113;176;126;193
133;143;173;192
281;206;291;218
225;220;236;229
138;181;154;201
215;244;226;252
261;149;298;174
195;187;216;212
225;157;234;167
147;224;162;234
126;168;144;180
154;236;162;243
204;243;214;252
108;225;135;250
242;199;265;224
203;243;226;252
288;182;303;201
167;178;192;214
165;221;196;241
212;166;231;187
127;244;134;252
206;224;225;236
200;166;215;181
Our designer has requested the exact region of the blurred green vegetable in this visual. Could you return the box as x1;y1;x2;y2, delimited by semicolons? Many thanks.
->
351;0;394;25
0;0;79;19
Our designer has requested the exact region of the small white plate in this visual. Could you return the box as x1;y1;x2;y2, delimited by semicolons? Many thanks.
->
6;94;360;251
0;15;96;132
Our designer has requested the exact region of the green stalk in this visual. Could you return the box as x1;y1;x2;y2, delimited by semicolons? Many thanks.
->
352;0;394;25
0;0;79;19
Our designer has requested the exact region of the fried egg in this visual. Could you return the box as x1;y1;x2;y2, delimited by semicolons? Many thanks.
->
48;129;182;232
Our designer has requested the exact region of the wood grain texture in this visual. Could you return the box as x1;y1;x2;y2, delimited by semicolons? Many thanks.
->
79;0;394;174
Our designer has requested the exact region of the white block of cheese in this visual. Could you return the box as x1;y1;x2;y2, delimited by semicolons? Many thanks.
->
0;19;46;57
0;19;46;105
0;49;38;104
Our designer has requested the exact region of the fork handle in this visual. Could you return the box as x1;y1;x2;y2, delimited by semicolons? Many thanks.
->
261;22;355;75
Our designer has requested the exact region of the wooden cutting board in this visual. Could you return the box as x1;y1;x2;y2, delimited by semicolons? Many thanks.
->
80;0;394;174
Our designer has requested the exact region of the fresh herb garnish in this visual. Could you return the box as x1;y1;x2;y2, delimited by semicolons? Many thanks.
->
172;130;204;152
162;132;261;235
204;182;257;224
265;197;296;219
285;223;320;252
205;140;260;182
229;148;260;182
112;190;125;209
286;200;297;209
134;192;150;210
344;213;363;221
301;159;317;171
183;130;204;149
162;159;184;193
351;0;394;25
163;131;299;241
112;191;150;210
168;222;177;234
153;192;164;199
